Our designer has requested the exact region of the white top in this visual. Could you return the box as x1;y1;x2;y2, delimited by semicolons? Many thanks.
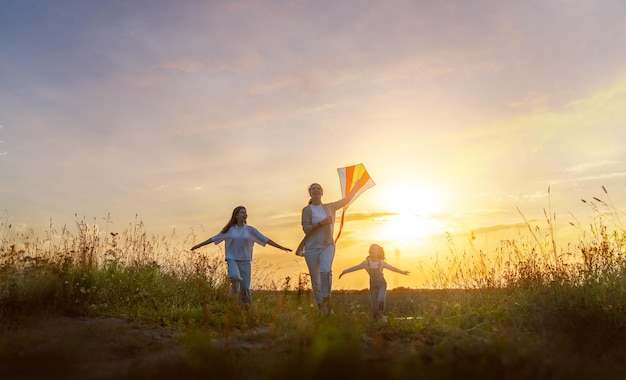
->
210;224;269;261
306;204;328;250
310;204;327;224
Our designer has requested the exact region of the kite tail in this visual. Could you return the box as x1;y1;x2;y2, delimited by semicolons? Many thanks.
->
334;209;347;244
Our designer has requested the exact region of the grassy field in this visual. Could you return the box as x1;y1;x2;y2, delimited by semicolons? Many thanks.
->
2;194;626;379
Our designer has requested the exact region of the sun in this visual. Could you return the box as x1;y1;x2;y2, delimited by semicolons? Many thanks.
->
380;183;440;217
371;181;444;245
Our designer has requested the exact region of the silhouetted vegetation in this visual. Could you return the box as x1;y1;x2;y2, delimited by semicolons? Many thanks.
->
2;189;626;379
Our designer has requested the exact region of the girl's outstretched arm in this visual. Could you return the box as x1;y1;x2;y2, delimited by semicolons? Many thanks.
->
191;237;215;251
339;260;367;279
267;239;293;252
382;261;410;275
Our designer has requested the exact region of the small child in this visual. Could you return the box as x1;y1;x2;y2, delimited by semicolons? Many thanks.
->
339;243;410;323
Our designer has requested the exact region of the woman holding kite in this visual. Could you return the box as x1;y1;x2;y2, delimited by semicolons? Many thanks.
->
296;180;364;316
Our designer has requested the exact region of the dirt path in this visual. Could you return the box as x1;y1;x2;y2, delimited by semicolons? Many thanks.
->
1;316;188;379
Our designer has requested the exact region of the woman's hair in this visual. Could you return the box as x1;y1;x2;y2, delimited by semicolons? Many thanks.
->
368;243;385;260
221;205;246;233
307;183;322;205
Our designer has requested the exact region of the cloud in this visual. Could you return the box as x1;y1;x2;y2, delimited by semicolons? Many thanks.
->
470;222;529;236
161;59;203;73
348;211;399;222
566;161;622;173
572;171;626;182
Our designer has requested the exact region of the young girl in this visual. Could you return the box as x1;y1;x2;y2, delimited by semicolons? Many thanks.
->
191;206;292;306
339;244;409;322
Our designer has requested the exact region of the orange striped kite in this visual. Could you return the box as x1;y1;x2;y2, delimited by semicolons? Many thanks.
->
335;163;375;243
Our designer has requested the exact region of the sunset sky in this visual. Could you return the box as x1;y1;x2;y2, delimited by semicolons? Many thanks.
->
2;1;626;289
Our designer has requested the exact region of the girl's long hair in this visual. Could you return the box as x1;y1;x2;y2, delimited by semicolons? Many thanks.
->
368;243;385;260
221;205;246;233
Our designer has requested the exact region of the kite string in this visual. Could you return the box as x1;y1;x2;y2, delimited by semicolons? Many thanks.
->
334;208;347;244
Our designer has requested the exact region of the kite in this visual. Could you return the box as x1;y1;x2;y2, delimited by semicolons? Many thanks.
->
335;163;376;243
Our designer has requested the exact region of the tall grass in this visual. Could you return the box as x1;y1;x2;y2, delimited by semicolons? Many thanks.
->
0;214;229;325
420;187;626;364
428;187;626;289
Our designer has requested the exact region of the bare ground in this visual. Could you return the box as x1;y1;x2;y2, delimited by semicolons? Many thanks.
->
0;316;189;379
0;314;429;380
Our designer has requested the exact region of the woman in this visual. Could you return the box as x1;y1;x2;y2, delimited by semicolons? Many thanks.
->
339;243;410;323
296;180;362;316
191;205;292;306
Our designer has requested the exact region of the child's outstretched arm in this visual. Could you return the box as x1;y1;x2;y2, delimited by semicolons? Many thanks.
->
382;261;410;275
338;261;366;279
